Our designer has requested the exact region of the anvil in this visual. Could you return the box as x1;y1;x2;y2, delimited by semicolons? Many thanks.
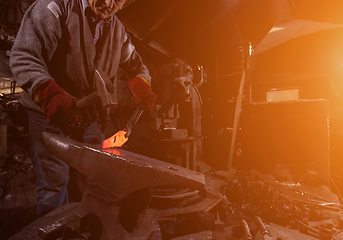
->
42;132;206;239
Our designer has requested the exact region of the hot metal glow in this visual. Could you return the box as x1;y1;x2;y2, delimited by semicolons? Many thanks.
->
102;130;128;149
103;148;122;156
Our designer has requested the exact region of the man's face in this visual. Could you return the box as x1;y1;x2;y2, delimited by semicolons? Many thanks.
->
88;0;126;19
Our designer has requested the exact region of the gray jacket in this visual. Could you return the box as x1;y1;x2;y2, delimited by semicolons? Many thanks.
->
10;0;151;112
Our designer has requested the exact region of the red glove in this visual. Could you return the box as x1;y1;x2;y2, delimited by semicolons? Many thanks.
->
33;80;84;131
128;77;157;110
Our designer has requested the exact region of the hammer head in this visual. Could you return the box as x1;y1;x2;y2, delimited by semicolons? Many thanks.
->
95;69;118;107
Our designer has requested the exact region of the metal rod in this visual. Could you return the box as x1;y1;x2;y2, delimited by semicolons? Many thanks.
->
124;105;144;138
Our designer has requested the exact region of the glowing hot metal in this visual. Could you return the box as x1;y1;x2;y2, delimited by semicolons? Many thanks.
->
102;130;128;148
102;105;144;148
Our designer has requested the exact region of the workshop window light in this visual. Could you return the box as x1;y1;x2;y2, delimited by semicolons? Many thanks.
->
266;88;299;102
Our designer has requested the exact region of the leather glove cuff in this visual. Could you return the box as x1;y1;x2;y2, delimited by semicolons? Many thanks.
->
128;77;157;110
32;80;84;130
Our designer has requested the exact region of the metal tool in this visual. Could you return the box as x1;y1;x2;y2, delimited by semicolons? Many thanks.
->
73;69;145;148
102;104;144;148
215;212;226;240
76;69;117;110
254;215;269;235
240;219;252;240
124;104;144;138
42;132;206;239
253;216;273;240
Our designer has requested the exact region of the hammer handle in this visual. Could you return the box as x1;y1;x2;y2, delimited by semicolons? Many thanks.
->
75;91;99;109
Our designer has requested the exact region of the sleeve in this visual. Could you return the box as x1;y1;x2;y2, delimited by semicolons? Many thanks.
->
9;0;64;95
119;32;152;84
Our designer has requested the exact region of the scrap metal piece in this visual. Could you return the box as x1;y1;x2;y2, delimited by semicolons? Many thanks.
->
37;213;74;239
267;222;318;240
145;194;224;219
254;216;269;236
151;189;200;200
170;231;213;240
146;175;226;220
215;212;226;240
253;216;273;240
240;219;252;240
253;231;273;240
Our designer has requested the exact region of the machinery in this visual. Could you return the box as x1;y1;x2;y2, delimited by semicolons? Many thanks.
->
151;63;209;173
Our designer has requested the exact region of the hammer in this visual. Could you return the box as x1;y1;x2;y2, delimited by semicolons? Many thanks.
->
75;69;117;110
75;70;145;148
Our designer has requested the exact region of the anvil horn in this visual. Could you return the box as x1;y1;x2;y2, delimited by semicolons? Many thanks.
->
42;132;205;204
